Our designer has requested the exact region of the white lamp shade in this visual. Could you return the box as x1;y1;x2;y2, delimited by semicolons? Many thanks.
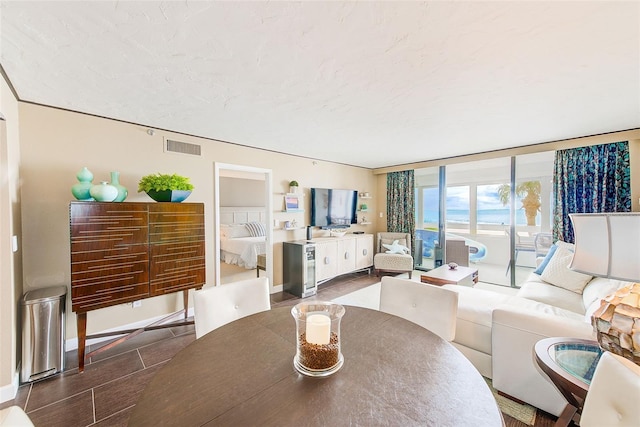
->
570;213;640;282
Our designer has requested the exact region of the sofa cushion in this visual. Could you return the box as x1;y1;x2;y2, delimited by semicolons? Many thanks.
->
581;277;634;310
541;245;592;294
499;296;586;322
517;280;586;315
443;285;512;355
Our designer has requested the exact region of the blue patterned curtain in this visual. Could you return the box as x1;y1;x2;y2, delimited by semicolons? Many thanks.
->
387;170;415;237
553;141;631;243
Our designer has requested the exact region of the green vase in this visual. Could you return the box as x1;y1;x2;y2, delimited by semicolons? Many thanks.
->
110;171;128;202
71;167;94;201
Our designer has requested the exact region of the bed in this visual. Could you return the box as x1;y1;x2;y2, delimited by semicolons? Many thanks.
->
219;207;267;270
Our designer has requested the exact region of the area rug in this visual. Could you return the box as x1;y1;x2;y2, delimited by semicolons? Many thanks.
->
484;378;537;426
332;283;537;426
330;282;380;309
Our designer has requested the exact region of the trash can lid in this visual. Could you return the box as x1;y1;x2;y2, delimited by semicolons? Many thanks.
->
22;285;67;304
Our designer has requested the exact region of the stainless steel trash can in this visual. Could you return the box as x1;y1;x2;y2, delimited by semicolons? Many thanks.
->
21;285;67;383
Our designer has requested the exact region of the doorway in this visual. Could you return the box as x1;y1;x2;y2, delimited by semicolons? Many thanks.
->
214;163;273;289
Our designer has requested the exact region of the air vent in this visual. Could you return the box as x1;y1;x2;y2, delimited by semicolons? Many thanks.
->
165;139;201;156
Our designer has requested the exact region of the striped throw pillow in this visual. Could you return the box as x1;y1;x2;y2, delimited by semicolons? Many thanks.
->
245;222;266;237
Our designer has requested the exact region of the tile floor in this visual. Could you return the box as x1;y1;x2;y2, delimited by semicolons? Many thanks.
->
1;271;555;426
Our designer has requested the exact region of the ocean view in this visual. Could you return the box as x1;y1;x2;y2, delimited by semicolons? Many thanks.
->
423;209;535;225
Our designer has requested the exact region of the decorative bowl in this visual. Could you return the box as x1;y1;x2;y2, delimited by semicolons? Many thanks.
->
330;230;347;238
145;190;192;203
448;262;458;270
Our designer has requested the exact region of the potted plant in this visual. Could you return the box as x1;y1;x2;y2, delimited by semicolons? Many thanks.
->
497;181;541;226
138;173;194;202
289;180;299;194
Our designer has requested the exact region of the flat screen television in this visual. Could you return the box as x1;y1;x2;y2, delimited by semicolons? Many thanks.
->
310;188;358;228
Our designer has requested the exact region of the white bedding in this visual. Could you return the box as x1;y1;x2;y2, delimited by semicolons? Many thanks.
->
220;236;265;269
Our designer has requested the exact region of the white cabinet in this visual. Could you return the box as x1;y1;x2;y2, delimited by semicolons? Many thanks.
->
312;234;373;284
315;240;338;283
355;234;374;270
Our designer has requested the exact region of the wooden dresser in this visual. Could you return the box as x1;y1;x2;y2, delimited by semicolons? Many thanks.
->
69;202;205;371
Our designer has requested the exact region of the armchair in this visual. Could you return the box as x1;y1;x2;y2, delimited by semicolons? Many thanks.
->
373;232;414;279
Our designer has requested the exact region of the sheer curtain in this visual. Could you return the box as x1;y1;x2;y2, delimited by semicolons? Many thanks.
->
553;141;631;243
386;170;415;237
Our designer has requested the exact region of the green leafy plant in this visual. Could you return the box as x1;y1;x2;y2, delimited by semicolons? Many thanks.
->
289;180;299;187
137;173;194;193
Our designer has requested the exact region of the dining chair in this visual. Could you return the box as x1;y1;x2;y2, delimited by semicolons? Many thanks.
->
505;229;536;274
534;232;553;257
193;277;271;339
379;276;458;341
580;351;640;427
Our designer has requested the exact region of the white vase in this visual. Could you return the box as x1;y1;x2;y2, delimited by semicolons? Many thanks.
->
90;181;118;202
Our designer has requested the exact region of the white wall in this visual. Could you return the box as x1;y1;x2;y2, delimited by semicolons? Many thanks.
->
15;103;378;349
0;76;23;401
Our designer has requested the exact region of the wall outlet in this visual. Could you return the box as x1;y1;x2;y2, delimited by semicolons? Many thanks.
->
133;300;142;308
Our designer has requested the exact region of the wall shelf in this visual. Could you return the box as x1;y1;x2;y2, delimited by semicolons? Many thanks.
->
360;222;372;225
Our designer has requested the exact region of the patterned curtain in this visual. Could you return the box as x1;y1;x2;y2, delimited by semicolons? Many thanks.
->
553;141;631;243
386;170;415;238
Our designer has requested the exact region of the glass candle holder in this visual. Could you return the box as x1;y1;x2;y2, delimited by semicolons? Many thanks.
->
291;302;345;377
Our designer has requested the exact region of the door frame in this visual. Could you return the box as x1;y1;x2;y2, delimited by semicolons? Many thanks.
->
214;162;273;290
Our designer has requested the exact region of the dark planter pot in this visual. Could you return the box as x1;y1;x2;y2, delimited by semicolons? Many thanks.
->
146;190;192;203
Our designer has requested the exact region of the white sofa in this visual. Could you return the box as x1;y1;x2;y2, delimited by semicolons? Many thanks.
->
441;265;631;417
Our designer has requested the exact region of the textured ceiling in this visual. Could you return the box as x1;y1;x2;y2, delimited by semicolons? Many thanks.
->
1;1;639;169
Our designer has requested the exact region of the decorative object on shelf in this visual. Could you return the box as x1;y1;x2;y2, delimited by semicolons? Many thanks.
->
89;181;118;202
71;166;94;201
284;194;302;212
448;262;459;270
291;301;345;377
138;173;194;203
330;229;347;238
306;226;313;240
360;203;368;211
289;180;299;194
109;171;128;202
570;212;640;365
284;221;291;229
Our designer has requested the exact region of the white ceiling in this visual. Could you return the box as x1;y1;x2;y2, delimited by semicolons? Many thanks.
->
1;1;639;169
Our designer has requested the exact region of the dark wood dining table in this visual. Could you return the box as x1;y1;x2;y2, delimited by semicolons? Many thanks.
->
129;306;504;426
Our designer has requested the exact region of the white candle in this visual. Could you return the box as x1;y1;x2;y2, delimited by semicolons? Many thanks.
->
306;313;331;345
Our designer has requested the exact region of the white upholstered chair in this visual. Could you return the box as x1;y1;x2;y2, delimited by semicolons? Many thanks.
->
0;406;34;426
379;276;458;341
193;277;271;339
374;232;414;279
580;351;640;427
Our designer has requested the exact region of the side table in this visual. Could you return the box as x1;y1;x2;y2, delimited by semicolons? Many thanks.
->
534;337;602;427
420;265;478;287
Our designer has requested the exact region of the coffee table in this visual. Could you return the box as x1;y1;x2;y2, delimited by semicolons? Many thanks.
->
420;265;478;286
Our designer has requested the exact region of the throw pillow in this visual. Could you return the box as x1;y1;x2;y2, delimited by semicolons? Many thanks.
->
533;244;558;275
541;245;593;294
245;222;266;237
382;239;409;254
381;238;408;249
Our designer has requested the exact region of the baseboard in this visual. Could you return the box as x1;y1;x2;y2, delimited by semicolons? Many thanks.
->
0;371;19;403
65;307;196;351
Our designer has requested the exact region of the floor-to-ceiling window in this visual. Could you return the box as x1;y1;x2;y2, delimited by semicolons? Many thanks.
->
415;151;554;287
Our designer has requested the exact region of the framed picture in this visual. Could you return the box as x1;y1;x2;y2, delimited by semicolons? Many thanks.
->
285;194;302;212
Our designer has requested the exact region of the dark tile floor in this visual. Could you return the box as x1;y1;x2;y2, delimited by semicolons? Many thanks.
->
1;271;555;426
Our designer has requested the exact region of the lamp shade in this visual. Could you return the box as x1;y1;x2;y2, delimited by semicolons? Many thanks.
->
570;213;640;365
569;213;640;282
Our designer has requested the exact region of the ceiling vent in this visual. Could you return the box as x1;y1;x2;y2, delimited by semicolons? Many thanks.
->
165;139;201;156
